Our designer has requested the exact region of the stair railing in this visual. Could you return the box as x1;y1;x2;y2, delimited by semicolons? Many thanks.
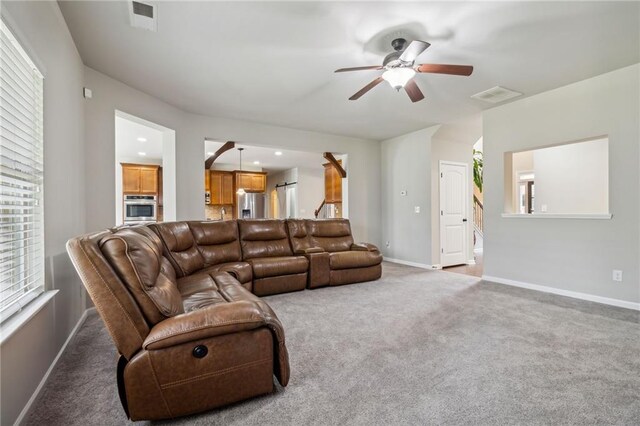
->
473;195;483;236
314;199;326;219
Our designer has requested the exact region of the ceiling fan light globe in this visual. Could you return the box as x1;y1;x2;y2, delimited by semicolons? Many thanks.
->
382;68;416;90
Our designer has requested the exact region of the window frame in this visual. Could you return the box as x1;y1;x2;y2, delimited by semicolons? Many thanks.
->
0;16;47;326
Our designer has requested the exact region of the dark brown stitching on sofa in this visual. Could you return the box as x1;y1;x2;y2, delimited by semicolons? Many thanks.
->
160;358;271;389
144;318;264;347
146;352;173;417
75;241;146;347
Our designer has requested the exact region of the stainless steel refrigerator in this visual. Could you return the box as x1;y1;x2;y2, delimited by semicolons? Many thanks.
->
237;192;266;219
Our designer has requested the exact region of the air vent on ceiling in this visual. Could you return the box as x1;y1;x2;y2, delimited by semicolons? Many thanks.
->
129;1;157;32
471;86;522;104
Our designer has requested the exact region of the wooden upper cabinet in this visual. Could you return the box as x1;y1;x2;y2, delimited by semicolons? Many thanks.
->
123;166;141;193
139;168;158;194
122;164;159;195
221;173;234;204
204;169;211;193
235;171;266;193
324;160;342;204
210;172;222;204
209;171;234;205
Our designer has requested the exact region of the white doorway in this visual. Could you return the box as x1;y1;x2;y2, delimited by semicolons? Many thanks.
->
439;161;469;267
115;111;176;225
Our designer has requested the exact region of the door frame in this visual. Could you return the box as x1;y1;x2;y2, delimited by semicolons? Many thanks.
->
439;160;470;267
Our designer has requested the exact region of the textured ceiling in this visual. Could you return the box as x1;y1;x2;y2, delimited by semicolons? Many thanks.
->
60;1;640;140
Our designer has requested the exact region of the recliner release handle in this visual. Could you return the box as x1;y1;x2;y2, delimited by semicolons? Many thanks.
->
192;345;208;358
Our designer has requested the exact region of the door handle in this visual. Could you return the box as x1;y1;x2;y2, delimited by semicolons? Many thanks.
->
462;218;468;222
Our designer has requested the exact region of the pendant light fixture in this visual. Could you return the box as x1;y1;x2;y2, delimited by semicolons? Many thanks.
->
236;147;246;195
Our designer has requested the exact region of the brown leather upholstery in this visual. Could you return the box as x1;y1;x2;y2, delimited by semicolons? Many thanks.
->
100;228;184;324
306;219;354;253
67;226;289;422
149;222;204;277
238;219;308;295
329;250;383;270
248;256;308;278
67;217;380;421
238;219;293;259
295;219;382;287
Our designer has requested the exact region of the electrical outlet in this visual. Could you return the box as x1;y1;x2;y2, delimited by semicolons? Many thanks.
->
385;241;390;248
612;270;623;282
414;206;420;213
541;204;548;212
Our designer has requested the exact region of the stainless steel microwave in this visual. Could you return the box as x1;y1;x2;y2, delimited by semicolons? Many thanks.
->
124;195;157;223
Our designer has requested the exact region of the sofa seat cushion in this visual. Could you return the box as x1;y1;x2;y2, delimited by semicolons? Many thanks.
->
178;272;259;312
248;256;308;279
329;250;383;270
201;262;252;284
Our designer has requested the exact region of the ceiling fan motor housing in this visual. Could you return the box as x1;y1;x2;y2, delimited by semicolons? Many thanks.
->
383;38;413;68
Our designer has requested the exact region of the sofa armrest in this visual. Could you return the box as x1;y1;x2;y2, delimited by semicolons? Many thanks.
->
294;246;324;255
143;298;290;386
144;301;269;350
351;243;379;252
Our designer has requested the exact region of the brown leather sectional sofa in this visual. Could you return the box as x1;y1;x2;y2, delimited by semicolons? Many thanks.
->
66;218;381;421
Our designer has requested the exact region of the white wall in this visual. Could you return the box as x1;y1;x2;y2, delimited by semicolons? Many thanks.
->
84;67;381;245
483;64;640;305
533;138;609;214
0;3;87;425
381;126;439;265
295;167;324;219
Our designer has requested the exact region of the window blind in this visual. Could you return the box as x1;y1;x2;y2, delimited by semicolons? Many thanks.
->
0;19;44;323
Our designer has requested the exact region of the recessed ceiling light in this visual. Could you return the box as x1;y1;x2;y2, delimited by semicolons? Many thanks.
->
253;161;260;165
275;151;283;156
137;137;147;142
206;151;214;156
138;152;146;156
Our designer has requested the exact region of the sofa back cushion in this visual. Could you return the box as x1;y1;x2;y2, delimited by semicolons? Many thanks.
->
238;219;293;260
286;219;313;254
100;228;184;325
307;219;354;252
188;220;242;266
150;222;205;277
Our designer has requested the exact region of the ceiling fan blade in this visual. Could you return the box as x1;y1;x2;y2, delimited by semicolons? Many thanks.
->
404;80;425;103
349;77;384;100
399;40;430;62
335;65;383;73
416;64;474;76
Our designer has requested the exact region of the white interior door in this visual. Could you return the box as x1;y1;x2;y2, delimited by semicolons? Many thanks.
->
440;161;468;267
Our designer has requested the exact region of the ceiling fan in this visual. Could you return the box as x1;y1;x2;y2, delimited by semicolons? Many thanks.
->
335;38;474;103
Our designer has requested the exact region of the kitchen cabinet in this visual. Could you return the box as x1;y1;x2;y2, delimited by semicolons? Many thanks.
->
324;160;342;204
210;171;234;205
204;169;211;193
122;164;159;194
235;171;266;193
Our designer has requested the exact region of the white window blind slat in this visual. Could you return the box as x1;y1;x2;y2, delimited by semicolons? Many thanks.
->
0;19;44;324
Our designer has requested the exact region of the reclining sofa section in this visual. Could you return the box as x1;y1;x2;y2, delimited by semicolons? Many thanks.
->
66;218;381;421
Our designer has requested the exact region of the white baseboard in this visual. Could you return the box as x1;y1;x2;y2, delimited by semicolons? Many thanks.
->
13;307;96;426
385;258;441;270
482;275;640;311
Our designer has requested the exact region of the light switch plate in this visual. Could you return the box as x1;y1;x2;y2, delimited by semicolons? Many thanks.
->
612;270;623;282
414;206;420;213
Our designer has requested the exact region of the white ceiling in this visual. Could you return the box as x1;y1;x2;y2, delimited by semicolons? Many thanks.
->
205;141;326;173
60;1;639;140
115;115;163;161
